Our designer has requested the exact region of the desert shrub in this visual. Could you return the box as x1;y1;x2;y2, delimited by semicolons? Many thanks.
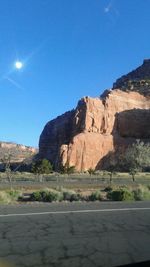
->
70;193;81;202
8;190;22;200
133;186;150;201
41;190;61;202
63;191;73;201
0;191;11;204
63;190;81;201
31;189;63;202
107;188;134;201
89;190;102;201
31;189;81;202
147;185;150;190
56;192;64;202
81;195;89;201
133;189;143;201
0;190;22;204
60;164;76;174
31;191;43;201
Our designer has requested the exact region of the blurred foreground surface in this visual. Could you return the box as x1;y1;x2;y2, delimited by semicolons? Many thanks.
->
0;201;150;267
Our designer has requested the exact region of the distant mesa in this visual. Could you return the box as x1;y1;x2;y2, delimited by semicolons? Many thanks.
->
0;141;38;171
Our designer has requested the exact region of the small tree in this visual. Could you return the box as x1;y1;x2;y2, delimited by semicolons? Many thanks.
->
60;163;75;175
107;164;117;183
32;159;53;182
67;165;76;175
1;152;13;189
129;169;138;182
122;140;150;182
88;168;96;176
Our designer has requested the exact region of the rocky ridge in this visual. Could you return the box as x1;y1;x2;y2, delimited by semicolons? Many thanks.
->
39;60;150;171
113;59;150;96
0;142;37;163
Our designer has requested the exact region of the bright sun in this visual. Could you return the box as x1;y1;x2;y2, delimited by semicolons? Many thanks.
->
15;61;23;69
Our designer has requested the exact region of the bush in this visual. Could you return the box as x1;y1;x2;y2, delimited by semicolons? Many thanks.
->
63;191;73;201
70;193;81;202
0;190;22;204
31;191;43;201
133;186;150;201
63;190;81;201
107;188;134;201
147;185;150;190
31;189;82;202
31;189;63;202
8;190;21;199
89;191;102;201
42;190;61;202
60;164;76;174
0;191;11;204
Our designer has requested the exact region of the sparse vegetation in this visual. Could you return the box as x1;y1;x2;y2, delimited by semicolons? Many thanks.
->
31;159;53;182
0;190;22;204
0;152;13;189
88;168;96;176
107;187;134;201
31;189;62;202
0;183;150;204
121;140;150;181
29;188;103;202
32;159;53;175
107;165;117;183
60;163;76;175
88;190;102;201
133;185;150;201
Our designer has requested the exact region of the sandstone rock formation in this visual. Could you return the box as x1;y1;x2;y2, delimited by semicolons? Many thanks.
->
0;142;37;164
39;60;150;171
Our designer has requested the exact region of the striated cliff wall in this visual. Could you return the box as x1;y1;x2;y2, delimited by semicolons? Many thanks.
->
39;89;150;171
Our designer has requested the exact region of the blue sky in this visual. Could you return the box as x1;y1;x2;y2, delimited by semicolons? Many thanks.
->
0;0;150;147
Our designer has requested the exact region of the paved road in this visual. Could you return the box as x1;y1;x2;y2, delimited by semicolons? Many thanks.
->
0;202;150;267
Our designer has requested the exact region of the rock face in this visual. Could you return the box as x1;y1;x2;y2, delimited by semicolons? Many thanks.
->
39;60;150;171
117;109;150;139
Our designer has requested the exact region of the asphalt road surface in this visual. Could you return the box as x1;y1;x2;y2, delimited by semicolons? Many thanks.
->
0;201;150;267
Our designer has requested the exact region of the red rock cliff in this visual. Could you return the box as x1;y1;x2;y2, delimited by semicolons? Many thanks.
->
39;89;150;171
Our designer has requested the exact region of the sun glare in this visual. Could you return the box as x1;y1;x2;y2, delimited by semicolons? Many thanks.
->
15;61;23;69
